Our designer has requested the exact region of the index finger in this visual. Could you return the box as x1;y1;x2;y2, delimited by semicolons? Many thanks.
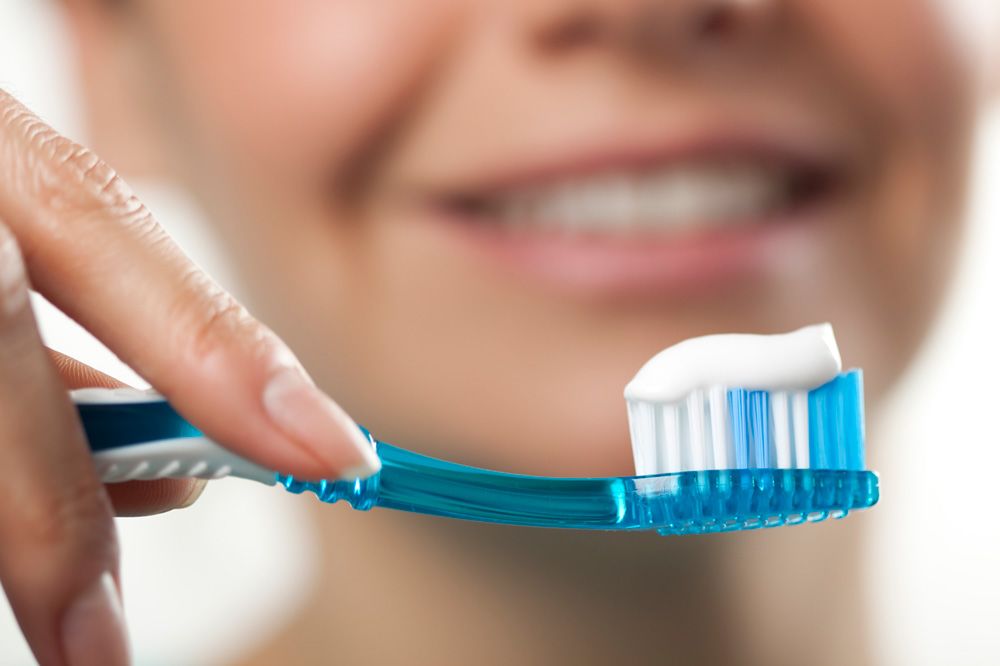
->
0;91;379;481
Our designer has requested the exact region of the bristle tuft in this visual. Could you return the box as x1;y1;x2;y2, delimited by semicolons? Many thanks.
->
626;370;865;476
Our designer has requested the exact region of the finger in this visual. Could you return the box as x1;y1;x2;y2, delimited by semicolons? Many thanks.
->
0;220;128;666
48;349;132;392
105;478;207;518
0;91;378;481
48;349;209;516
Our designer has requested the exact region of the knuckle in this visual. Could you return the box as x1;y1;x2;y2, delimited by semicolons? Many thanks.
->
173;268;262;365
44;142;143;218
0;91;37;140
0;89;148;227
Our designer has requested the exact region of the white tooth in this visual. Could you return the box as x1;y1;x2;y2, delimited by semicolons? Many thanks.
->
501;193;530;229
532;183;579;231
678;172;721;222
717;168;784;221
575;175;636;231
525;191;554;228
608;175;638;230
701;171;742;220
574;178;606;227
569;180;604;229
642;171;704;229
713;172;750;219
559;183;589;232
491;163;789;234
709;172;742;218
635;174;668;227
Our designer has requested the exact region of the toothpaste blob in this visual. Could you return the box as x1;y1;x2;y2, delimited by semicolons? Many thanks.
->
624;324;849;475
624;323;842;403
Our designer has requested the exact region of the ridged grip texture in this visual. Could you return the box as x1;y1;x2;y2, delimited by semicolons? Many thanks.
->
92;437;276;485
77;389;276;484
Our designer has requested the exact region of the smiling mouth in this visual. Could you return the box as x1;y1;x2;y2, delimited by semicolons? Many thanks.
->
408;141;847;295
434;154;839;237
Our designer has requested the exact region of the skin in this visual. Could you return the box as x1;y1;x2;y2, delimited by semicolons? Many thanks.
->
0;88;378;665
1;0;986;663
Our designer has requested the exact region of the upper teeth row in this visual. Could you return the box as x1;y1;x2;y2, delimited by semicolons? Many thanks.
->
494;165;789;232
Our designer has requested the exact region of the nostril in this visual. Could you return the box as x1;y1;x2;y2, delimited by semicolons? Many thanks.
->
536;11;606;53
695;5;740;41
693;0;781;47
532;0;779;61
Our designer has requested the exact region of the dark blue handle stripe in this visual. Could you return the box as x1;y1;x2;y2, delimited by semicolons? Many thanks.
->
77;401;202;451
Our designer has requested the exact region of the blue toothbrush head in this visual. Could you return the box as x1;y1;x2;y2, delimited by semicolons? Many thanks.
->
617;322;878;533
623;370;875;534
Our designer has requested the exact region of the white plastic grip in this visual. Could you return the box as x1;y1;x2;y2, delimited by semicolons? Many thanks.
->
91;437;277;485
74;387;277;485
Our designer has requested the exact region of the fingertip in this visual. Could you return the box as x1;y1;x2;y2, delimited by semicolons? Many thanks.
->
260;365;381;480
47;349;131;391
106;479;208;517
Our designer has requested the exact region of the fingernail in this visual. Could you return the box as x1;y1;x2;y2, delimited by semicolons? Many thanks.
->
262;365;381;480
61;572;130;666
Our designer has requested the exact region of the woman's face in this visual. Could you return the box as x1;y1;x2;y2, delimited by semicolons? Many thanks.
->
88;0;976;474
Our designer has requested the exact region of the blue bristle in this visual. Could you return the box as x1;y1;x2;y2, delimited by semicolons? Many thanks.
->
727;389;774;469
807;371;865;471
726;389;750;468
720;371;865;472
808;386;830;468
747;390;771;468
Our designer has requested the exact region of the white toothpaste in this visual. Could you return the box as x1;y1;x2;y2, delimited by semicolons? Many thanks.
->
624;323;842;403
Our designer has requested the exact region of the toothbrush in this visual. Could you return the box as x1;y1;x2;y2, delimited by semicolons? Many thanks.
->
77;325;879;535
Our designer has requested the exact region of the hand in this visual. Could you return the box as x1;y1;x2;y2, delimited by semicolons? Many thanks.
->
0;90;379;666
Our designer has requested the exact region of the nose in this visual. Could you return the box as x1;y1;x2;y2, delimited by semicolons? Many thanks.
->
533;0;781;62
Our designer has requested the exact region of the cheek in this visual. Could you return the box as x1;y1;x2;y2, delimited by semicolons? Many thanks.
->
145;0;463;183
797;0;970;114
799;0;976;387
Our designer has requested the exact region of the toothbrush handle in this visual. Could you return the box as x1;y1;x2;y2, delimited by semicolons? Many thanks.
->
75;388;634;527
75;388;276;485
280;442;640;529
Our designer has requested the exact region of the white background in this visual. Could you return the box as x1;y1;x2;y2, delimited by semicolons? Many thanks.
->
1;1;998;664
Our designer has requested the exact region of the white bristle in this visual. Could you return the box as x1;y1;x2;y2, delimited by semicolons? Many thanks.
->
685;389;708;471
626;385;813;475
791;390;810;468
660;404;682;473
627;401;656;476
772;391;792;468
708;386;731;469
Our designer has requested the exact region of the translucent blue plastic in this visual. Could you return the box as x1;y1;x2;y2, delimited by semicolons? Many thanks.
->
79;370;878;535
277;441;878;535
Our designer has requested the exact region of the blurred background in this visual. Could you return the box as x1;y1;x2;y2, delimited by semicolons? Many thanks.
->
1;1;999;664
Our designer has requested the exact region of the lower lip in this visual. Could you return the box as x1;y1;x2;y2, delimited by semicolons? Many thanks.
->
418;207;825;297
